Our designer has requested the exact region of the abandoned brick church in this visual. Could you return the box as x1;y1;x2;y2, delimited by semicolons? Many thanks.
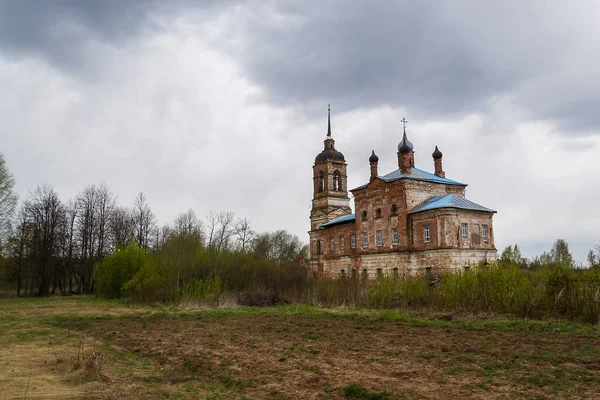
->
309;107;497;279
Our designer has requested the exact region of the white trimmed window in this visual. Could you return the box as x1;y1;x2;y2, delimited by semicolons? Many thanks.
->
362;232;368;248
482;225;488;242
392;228;399;245
340;235;345;249
461;223;468;241
424;225;430;243
351;234;356;248
330;237;334;251
377;230;383;246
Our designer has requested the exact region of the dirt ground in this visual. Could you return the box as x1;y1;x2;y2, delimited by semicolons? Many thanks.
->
1;297;599;399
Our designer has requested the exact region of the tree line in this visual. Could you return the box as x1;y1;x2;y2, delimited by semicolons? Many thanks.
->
0;154;307;296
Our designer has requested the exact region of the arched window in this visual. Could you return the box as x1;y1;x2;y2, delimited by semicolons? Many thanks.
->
361;210;367;220
333;170;341;191
376;208;382;218
391;204;398;214
318;171;325;192
316;240;322;255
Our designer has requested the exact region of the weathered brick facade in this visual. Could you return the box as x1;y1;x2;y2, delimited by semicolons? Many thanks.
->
309;117;497;279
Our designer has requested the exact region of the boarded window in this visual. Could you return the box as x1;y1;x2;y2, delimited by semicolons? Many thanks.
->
362;269;368;280
471;233;481;245
425;266;432;280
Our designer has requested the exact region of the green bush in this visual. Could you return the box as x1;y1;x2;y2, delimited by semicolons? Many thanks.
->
93;243;153;299
121;258;164;303
181;276;224;305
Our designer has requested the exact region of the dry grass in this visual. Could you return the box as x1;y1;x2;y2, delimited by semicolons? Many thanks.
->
1;296;600;399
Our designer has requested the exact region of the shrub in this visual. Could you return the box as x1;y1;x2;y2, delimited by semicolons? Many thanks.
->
93;243;152;299
121;259;164;303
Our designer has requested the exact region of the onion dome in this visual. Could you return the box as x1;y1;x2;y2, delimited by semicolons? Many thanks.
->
432;146;443;159
315;148;346;163
369;150;379;163
398;132;413;154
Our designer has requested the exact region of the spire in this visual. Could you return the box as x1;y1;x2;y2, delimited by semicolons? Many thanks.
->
401;117;408;135
327;104;331;138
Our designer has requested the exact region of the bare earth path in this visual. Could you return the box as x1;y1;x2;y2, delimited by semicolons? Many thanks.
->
1;297;599;399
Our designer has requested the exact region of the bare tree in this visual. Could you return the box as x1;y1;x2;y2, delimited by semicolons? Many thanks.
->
94;183;115;259
61;199;78;294
234;217;254;252
6;205;31;296
26;185;64;296
215;211;235;252
206;211;217;250
76;185;99;292
0;154;18;247
110;206;135;249
173;209;204;243
133;192;155;251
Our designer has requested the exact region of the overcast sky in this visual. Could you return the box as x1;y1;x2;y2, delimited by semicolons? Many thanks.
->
1;1;599;263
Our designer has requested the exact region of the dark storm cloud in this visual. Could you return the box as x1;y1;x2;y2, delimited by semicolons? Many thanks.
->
226;1;600;133
1;0;599;133
0;0;229;77
228;2;538;115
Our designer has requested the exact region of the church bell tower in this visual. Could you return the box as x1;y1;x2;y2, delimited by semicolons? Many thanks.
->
310;105;352;231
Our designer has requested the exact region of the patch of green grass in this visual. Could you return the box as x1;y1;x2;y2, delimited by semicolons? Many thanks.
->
218;374;252;389
14;329;51;342
304;345;321;355
343;384;393;400
302;332;320;340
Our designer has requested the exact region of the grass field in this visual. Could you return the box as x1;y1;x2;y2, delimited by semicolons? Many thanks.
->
1;297;599;399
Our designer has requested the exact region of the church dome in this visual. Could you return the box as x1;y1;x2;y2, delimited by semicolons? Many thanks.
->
315;148;345;163
369;150;379;163
432;146;443;159
397;132;413;153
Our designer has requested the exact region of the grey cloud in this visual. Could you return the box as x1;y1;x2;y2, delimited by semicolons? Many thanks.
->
226;2;540;115
0;0;229;78
2;1;599;132
223;1;600;133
